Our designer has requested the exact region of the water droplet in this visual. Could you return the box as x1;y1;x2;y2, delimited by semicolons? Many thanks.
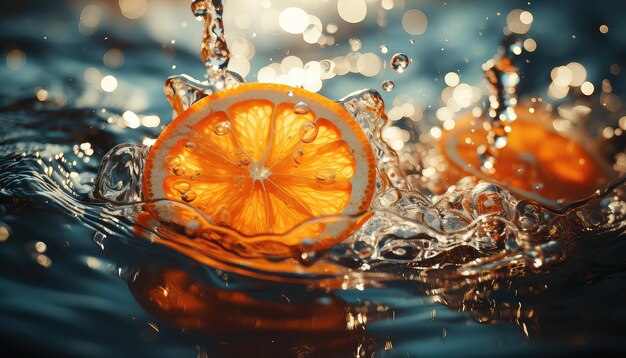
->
390;53;410;73
382;80;395;92
214;121;231;135
173;180;191;194
300;122;318;143
236;153;251;166
92;231;106;250
214;204;231;225
293;146;304;165
185;220;200;236
173;165;186;176
315;168;336;185
477;145;496;174
380;45;389;54
182;190;197;202
294;101;310;114
191;0;207;17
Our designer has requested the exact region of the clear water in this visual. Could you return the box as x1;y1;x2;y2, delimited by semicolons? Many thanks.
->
2;0;626;356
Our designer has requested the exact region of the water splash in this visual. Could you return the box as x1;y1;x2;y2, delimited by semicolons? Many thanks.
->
480;38;523;168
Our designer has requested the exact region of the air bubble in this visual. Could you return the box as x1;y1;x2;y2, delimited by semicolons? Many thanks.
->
214;121;231;135
182;190;197;202
390;53;410;73
300;122;318;143
173;180;191;193
315;168;336;185
288;90;294;97
185;141;196;150
380;45;389;54
382;80;395;92
294;101;310;114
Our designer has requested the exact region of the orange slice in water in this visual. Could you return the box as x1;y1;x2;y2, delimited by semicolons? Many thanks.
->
439;105;614;208
142;83;376;252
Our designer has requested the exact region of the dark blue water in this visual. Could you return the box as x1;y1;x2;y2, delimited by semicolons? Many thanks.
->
2;0;626;356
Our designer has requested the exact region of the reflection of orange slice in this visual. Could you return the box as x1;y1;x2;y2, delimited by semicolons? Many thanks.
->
440;105;613;207
143;83;376;250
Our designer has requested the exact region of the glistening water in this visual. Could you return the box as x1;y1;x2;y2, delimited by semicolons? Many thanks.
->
2;0;626;356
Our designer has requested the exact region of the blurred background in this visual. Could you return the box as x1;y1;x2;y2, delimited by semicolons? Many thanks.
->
2;0;625;132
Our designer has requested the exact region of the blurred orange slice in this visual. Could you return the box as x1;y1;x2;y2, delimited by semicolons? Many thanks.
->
142;83;376;249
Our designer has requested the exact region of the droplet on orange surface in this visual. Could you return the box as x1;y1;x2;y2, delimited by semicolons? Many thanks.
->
143;83;376;252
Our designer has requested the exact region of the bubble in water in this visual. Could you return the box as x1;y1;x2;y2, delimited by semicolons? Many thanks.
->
315;168;336;185
191;0;208;17
214;121;231;135
380;45;389;54
288;90;294;97
300;121;318;143
294;101;310;114
173;180;191;194
390;53;410;73
182;190;197;202
185;141;196;150
533;183;544;191
382;80;395;92
293;146;304;165
409;39;415;45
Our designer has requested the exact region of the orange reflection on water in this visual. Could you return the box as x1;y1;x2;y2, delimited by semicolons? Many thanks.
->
129;266;373;356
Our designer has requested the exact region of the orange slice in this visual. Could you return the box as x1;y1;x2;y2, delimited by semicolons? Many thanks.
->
142;83;376;251
439;105;613;208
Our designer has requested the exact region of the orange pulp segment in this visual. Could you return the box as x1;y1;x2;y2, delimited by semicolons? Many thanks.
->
143;83;376;246
439;105;613;207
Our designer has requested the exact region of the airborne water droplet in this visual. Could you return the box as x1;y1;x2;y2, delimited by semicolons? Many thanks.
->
300;122;318;143
315;168;336;185
173;180;191;194
182;190;197;202
382;80;395;92
390;53;410;73
294;101;310;114
214;121;231;135
191;0;208;17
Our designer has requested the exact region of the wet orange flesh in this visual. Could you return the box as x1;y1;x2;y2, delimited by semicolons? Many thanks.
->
440;111;611;205
150;87;375;237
